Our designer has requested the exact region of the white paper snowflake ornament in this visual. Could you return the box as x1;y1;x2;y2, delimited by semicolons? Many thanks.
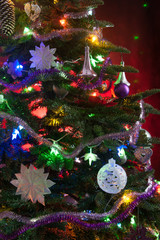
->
97;158;127;194
10;164;55;205
29;42;57;70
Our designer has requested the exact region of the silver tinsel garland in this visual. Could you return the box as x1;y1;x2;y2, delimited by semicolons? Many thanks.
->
0;0;15;36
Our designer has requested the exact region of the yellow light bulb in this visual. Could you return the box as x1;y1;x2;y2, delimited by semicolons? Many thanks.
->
91;35;98;43
122;195;131;204
60;19;66;27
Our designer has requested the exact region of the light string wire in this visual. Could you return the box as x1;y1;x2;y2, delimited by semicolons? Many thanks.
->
14;28;94;42
0;57;111;92
0;191;145;224
0;182;157;240
0;110;141;158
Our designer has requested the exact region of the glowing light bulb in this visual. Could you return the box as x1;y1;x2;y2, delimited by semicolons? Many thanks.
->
117;223;122;228
91;91;98;97
122;194;131;204
117;145;127;160
23;27;33;35
75;158;81;163
104;217;110;222
28;87;33;91
96;55;104;61
134;35;139;40
19;125;24;130
156;185;160;194
16;64;23;70
91;35;98;43
130;215;136;225
60;19;66;27
143;3;148;7
0;94;4;104
88;9;93;15
88;113;95;118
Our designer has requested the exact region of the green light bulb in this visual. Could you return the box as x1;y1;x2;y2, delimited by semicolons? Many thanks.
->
143;3;148;7
96;55;104;62
130;215;136;226
134;35;139;40
104;217;110;222
23;27;33;35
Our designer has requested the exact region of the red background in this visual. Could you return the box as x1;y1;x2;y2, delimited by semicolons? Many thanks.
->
96;0;160;179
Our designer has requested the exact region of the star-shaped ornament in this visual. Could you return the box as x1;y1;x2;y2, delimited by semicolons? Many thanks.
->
29;42;57;70
11;164;55;205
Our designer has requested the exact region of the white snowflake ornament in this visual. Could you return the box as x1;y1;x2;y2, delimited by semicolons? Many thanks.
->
10;164;55;205
97;158;127;194
29;42;57;70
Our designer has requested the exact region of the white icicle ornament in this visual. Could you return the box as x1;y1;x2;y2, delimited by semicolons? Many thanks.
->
97;158;127;194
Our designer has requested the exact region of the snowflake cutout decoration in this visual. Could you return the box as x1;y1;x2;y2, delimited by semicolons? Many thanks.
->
10;164;55;205
29;42;57;70
83;148;99;166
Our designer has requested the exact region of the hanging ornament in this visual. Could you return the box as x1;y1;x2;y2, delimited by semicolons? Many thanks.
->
114;61;130;98
114;82;129;98
0;0;15;36
97;158;127;194
134;147;153;164
138;128;152;147
10;164;55;205
83;148;99;166
140;128;152;140
79;46;97;78
24;2;41;22
29;42;57;70
53;85;68;99
114;61;130;86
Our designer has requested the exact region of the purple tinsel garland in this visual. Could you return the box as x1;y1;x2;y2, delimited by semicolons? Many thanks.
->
0;58;111;92
72;57;112;90
0;69;60;92
0;183;157;240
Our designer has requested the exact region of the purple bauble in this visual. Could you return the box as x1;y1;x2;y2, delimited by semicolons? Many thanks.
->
114;83;130;98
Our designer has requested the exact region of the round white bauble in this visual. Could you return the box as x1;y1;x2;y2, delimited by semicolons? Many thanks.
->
97;158;127;194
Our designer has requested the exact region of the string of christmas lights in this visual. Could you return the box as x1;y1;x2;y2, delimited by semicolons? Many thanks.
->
72;57;112;90
0;111;141;159
0;68;60;92
0;182;157;240
0;56;111;92
0;190;149;224
0;111;52;146
14;28;94;42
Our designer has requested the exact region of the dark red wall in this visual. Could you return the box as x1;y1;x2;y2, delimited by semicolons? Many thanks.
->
96;0;160;179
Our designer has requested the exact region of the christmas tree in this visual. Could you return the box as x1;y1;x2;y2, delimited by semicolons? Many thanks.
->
0;0;160;239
